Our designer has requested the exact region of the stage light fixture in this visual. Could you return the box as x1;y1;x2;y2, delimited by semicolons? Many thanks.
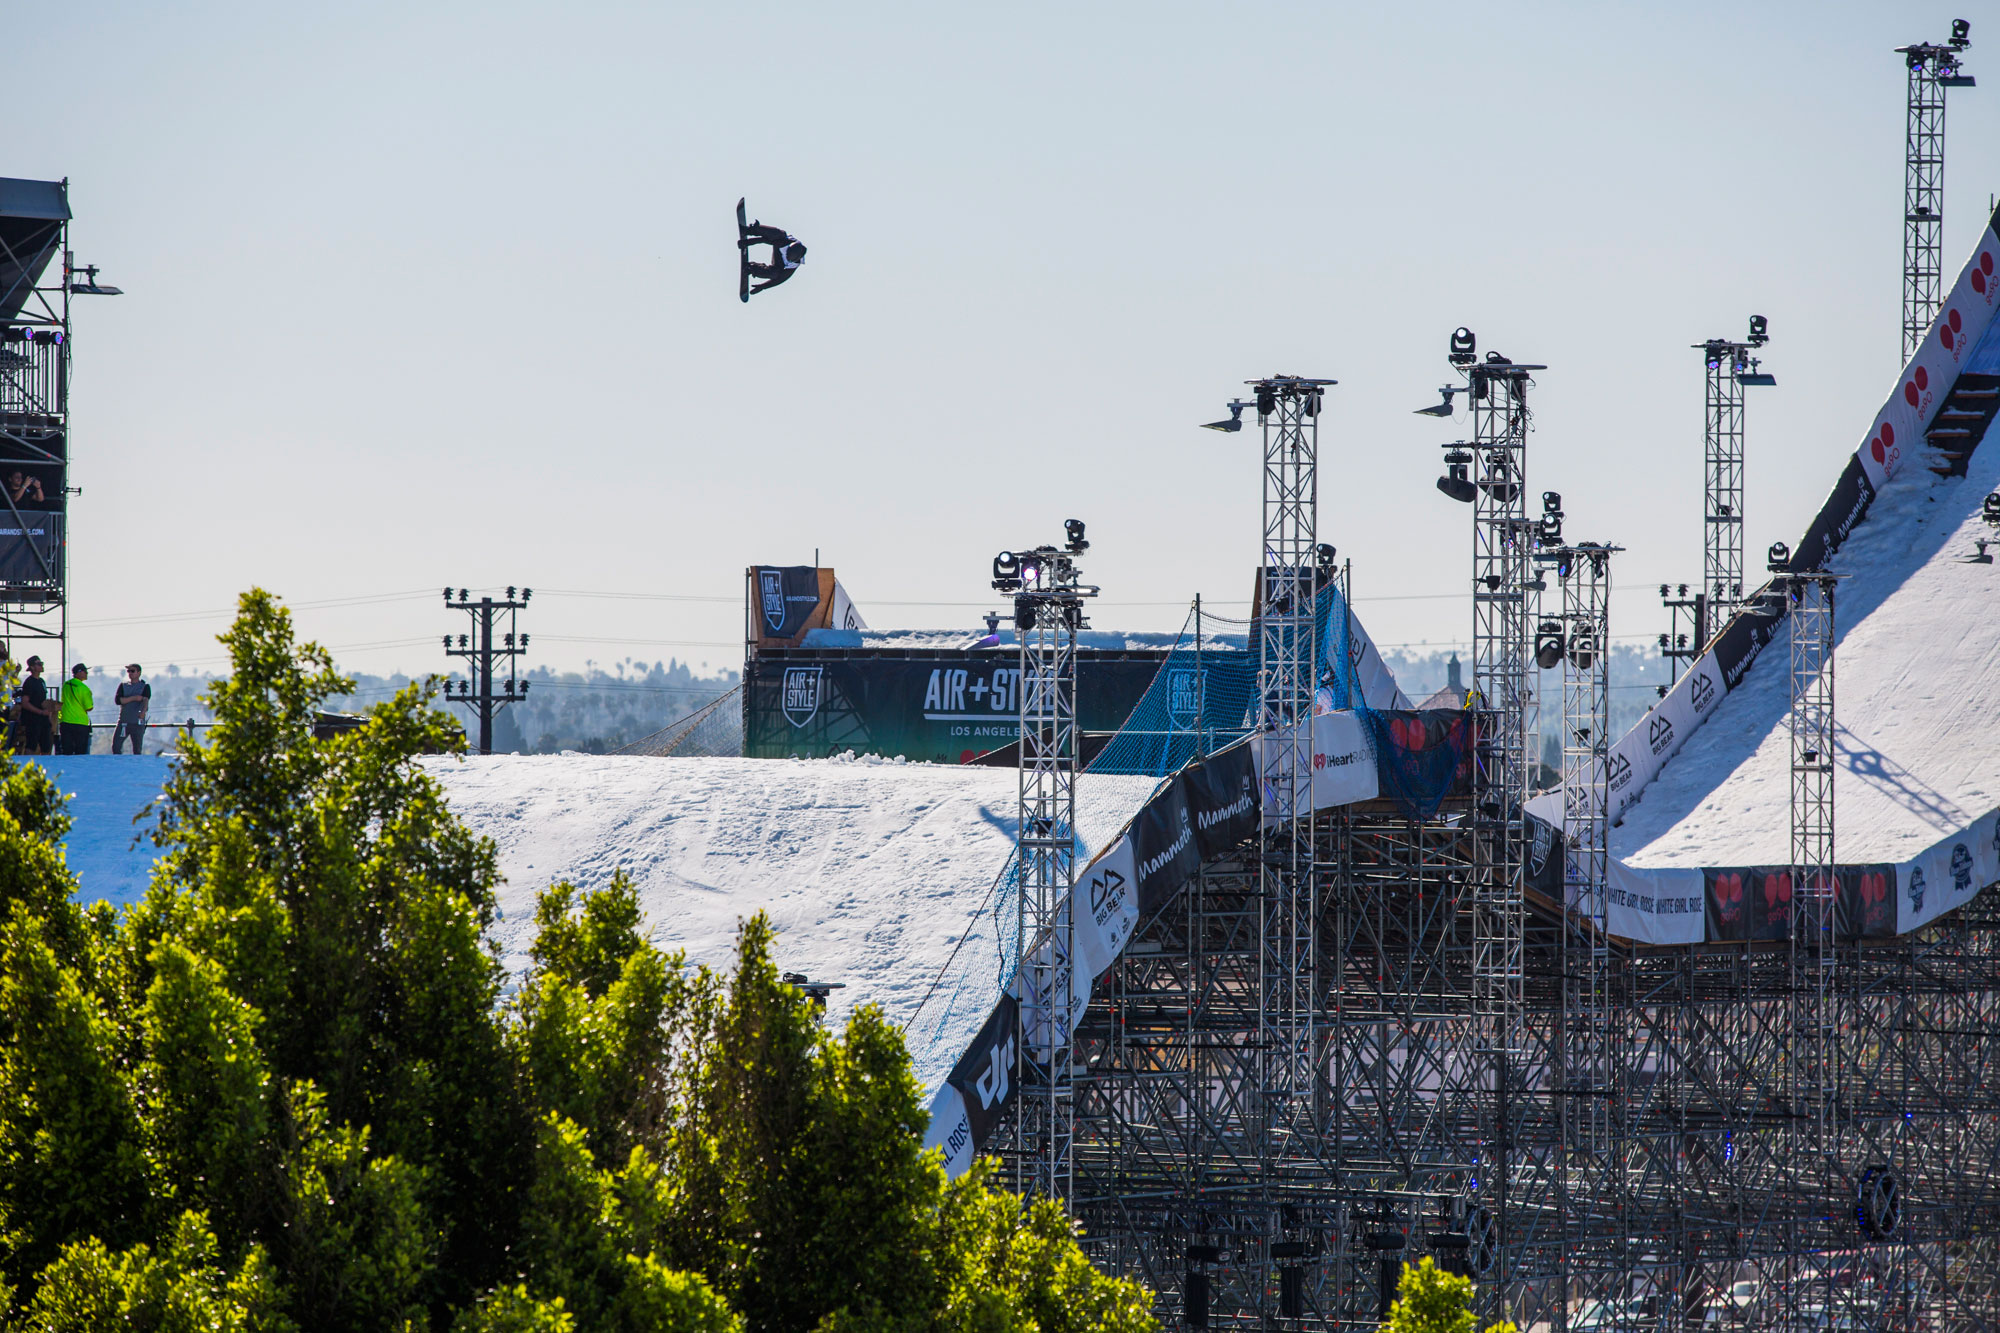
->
1255;385;1277;418
992;551;1022;591
1014;595;1035;634
1449;326;1476;365
1569;629;1597;670
1738;363;1776;387
1748;314;1769;346
1542;490;1563;515
1767;541;1791;572
1537;514;1563;546
1484;350;1512;366
1952;18;1970;47
1983;492;2000;526
1315;543;1337;567
1535;621;1566;670
1478;454;1520;505
1064;518;1088;553
1;328;24;344
1201;401;1248;433
1437;448;1476;503
1555;551;1574;580
1414;385;1458;417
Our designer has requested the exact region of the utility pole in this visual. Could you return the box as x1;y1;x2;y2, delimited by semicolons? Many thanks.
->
443;586;532;754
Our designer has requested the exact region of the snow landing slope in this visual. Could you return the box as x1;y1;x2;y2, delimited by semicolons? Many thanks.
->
1611;415;2000;871
425;754;1163;1089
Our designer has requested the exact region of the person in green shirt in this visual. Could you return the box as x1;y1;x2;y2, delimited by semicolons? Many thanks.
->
58;663;92;755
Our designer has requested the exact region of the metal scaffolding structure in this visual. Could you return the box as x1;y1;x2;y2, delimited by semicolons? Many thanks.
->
992;528;1097;1203
977;348;2000;1332
1896;24;1974;362
0;179;118;669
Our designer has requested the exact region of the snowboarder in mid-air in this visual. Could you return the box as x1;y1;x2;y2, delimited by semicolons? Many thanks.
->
737;198;806;302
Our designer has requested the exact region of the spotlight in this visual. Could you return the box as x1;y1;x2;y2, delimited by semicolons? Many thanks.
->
1484;350;1513;366
1315;543;1338;567
1767;541;1792;572
1255;385;1277;418
1449;326;1477;366
1535;621;1566;670
1542;490;1563;515
992;551;1023;592
1982;492;2000;527
1537;513;1563;546
1;328;25;344
1748;314;1769;347
1569;629;1597;670
1201;400;1248;433
1414;385;1459;417
1951;18;1970;48
1437;448;1476;503
1064;518;1088;553
1014;595;1035;634
1556;550;1574;580
1738;361;1776;388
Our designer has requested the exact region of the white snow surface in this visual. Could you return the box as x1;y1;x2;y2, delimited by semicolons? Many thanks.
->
1612;438;2000;870
49;750;1161;1089
421;754;1162;1088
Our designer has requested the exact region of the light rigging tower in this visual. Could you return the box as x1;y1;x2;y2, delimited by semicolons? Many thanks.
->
1896;21;1974;362
991;523;1097;1204
1666;316;1775;657
1537;510;1629;1327
1434;327;1543;1301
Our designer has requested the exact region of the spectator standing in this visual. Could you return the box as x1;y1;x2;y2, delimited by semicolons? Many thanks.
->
58;662;92;755
113;663;150;754
18;656;51;755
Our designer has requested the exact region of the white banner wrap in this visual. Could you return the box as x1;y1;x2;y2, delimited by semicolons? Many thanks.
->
1254;710;1379;824
922;1083;976;1178
1072;836;1139;980
1603;861;1706;946
1897;809;1999;935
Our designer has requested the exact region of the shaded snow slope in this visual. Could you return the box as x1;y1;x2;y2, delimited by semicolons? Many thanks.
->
36;755;172;905
1612;436;2000;869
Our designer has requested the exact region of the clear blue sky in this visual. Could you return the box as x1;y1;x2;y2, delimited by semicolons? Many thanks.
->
10;3;1999;676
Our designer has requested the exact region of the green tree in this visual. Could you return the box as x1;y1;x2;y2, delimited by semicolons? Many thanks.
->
1381;1257;1516;1333
127;589;528;1312
17;1211;288;1333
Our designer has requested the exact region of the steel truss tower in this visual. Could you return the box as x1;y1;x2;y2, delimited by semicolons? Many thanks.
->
992;530;1097;1203
1896;26;1974;362
1252;376;1333;1304
1544;531;1624;1328
1694;320;1773;625
1457;344;1543;1308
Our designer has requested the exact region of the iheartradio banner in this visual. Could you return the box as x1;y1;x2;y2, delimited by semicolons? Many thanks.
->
1858;201;2000;490
1254;710;1378;823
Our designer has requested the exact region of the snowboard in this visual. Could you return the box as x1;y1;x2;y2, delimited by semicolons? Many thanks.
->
737;197;750;303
